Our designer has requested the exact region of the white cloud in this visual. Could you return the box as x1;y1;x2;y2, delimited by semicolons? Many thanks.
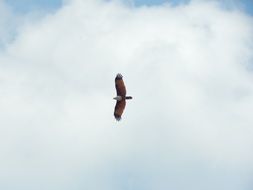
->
0;0;253;189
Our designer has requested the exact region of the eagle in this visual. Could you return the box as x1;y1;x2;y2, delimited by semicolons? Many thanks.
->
113;73;132;121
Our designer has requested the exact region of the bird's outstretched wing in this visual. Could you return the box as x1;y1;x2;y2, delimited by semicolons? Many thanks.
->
114;100;126;121
115;73;126;96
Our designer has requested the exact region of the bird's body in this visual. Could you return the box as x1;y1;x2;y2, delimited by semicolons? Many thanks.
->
113;95;132;101
113;96;123;101
113;74;132;121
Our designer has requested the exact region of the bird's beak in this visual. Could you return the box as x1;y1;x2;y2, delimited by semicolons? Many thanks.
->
113;97;116;100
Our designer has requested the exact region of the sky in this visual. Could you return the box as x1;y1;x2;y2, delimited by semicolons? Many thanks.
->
0;0;253;190
4;0;62;13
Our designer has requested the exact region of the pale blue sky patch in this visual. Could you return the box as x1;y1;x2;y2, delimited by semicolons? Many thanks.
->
218;0;253;15
132;0;253;15
243;0;253;14
238;0;253;15
0;0;63;48
4;0;62;13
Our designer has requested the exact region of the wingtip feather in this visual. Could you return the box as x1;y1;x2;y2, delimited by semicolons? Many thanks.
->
114;114;122;121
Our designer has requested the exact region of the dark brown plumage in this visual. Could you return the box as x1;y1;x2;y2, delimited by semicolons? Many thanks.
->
115;74;126;96
114;99;126;121
113;73;132;121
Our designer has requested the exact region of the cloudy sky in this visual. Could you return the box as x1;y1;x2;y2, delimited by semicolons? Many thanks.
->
0;0;253;189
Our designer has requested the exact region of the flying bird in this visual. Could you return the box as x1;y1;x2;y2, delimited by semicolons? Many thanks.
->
113;73;132;121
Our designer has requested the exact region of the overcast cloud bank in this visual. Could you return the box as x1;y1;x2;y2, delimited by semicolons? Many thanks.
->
0;0;253;190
